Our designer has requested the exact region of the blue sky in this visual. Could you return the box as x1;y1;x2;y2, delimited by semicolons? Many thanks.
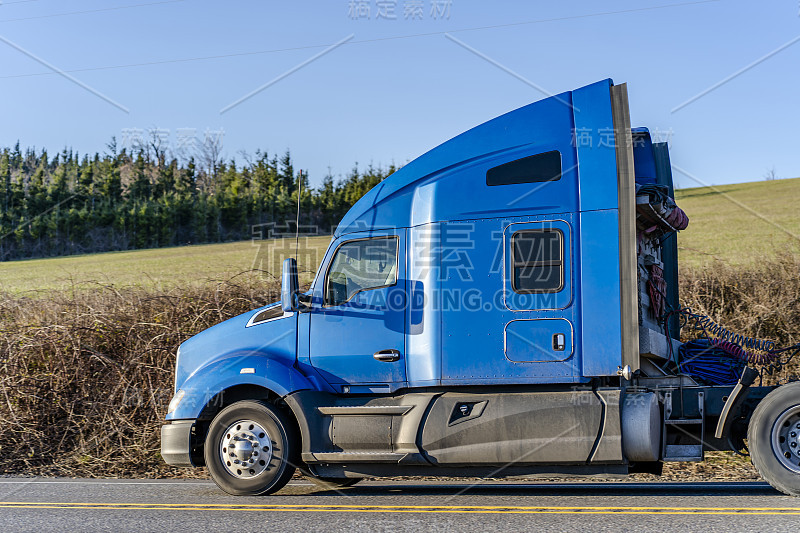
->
1;0;798;189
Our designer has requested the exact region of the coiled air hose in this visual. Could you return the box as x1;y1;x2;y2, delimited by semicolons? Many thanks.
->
674;308;799;385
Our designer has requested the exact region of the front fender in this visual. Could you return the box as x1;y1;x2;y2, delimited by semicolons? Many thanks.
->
167;354;315;420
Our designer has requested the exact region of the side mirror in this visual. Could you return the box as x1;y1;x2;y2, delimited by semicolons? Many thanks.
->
281;257;300;312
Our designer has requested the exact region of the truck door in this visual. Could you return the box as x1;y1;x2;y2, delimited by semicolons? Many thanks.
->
501;218;575;366
308;230;407;392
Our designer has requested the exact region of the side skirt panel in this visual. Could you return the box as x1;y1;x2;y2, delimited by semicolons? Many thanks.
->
285;388;623;468
312;464;629;479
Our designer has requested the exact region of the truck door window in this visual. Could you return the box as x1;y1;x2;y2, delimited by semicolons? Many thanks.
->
511;230;563;293
325;237;398;306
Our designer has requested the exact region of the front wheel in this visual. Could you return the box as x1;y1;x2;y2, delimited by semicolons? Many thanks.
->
748;381;800;496
204;400;298;496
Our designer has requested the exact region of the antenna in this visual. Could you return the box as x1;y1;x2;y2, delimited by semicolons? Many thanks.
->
294;169;302;261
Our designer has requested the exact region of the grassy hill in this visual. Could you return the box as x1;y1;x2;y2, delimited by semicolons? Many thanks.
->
675;177;800;267
1;177;797;294
0;236;332;295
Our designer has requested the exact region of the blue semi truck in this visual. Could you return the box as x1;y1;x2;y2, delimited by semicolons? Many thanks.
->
161;79;800;496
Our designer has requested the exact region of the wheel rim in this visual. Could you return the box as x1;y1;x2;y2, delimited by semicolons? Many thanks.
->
770;404;800;474
218;419;274;479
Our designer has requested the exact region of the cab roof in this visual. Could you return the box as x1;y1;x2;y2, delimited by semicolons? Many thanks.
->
334;78;625;237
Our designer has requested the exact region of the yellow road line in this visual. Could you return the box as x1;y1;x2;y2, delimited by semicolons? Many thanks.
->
1;502;800;515
1;506;798;515
3;501;800;511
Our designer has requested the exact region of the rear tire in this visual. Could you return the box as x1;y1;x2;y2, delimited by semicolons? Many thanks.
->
748;382;800;496
204;400;298;496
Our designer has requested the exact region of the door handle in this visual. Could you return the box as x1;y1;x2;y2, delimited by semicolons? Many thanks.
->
553;333;566;351
373;349;401;362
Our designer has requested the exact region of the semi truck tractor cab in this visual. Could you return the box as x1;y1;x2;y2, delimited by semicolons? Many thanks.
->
161;79;800;496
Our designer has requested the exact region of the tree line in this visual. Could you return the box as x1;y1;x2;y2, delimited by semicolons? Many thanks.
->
0;141;395;261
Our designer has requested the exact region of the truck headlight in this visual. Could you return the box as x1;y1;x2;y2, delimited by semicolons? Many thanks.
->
167;389;185;415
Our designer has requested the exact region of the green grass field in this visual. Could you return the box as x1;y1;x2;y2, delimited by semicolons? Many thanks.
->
675;177;800;267
1;178;797;294
0;236;332;295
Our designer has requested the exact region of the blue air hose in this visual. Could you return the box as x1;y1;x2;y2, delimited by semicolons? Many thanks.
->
678;339;745;386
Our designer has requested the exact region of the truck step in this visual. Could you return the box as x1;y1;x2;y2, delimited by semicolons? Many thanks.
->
663;444;703;462
661;391;706;463
664;419;702;425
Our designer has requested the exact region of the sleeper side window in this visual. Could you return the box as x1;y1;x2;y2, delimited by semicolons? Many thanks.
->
510;230;563;293
325;237;398;306
486;150;562;186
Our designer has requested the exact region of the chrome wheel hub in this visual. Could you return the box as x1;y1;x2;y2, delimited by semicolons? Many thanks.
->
771;405;800;474
219;419;273;479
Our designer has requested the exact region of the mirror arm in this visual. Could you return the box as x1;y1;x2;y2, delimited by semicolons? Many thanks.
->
296;292;312;311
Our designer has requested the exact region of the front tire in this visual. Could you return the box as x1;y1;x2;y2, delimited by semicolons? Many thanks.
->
748;382;800;496
204;400;298;496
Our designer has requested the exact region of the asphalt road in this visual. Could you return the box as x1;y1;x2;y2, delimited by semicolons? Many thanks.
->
1;478;799;532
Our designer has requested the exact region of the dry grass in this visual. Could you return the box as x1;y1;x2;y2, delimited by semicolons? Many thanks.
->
0;275;279;478
678;252;800;384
